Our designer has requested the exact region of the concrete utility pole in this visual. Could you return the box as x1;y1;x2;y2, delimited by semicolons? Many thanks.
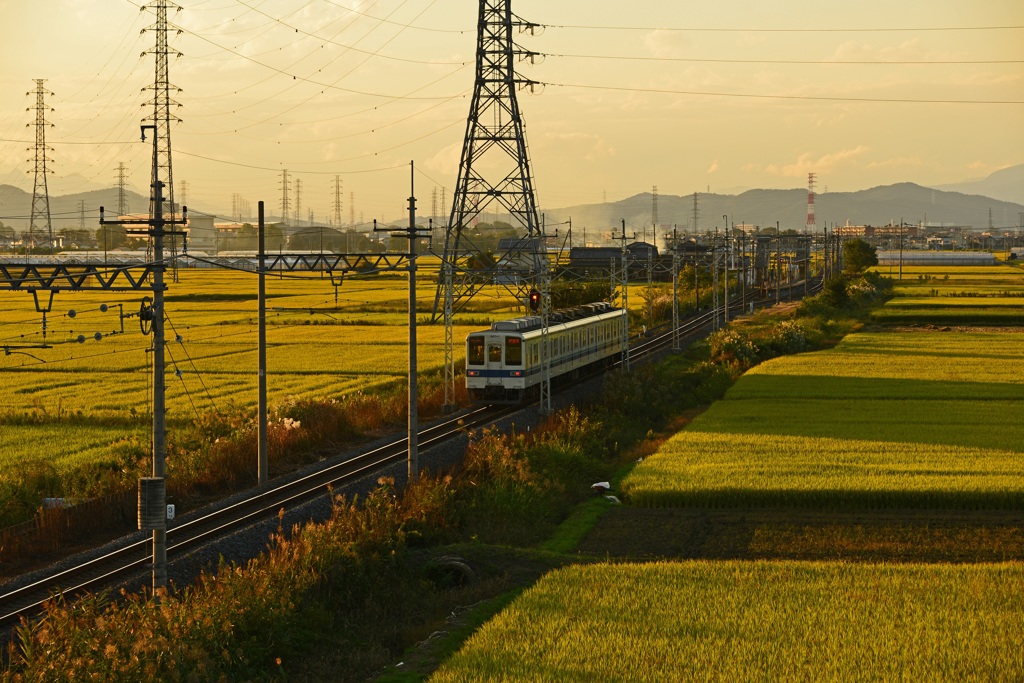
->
258;201;268;487
378;162;431;479
100;125;187;595
723;214;730;323
615;219;635;372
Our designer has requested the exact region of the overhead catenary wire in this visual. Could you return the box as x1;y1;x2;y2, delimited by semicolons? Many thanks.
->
540;22;1024;33
540;81;1024;105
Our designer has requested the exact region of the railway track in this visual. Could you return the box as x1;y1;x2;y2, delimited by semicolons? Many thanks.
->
0;278;821;629
0;404;515;630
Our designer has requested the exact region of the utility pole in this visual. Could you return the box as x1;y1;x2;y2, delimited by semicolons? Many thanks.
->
614;219;635;372
27;79;55;250
712;227;720;330
776;222;781;305
723;214;730;323
100;125;187;596
258;201;268;487
671;226;680;351
378;162;431;479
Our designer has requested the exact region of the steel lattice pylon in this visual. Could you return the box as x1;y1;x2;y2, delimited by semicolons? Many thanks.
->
27;79;54;249
142;0;182;223
433;0;544;321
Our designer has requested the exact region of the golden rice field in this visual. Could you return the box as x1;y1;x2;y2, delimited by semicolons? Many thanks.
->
430;561;1024;682
0;265;519;473
622;331;1024;509
871;261;1024;324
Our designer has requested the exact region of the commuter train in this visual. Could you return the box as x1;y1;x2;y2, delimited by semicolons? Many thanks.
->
466;302;627;404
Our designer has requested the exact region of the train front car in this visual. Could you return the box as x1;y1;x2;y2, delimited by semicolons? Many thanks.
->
465;303;627;405
465;316;537;404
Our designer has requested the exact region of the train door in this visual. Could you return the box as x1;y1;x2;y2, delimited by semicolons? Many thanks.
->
485;338;503;383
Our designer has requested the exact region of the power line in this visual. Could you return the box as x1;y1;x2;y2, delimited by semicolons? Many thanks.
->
544;52;1024;66
541;81;1024;105
541;23;1024;33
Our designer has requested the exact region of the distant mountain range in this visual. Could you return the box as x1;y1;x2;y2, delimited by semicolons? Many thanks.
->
0;184;150;233
2;174;1022;238
543;182;1024;238
931;164;1024;205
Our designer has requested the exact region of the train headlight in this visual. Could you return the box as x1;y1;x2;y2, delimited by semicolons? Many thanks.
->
467;370;479;377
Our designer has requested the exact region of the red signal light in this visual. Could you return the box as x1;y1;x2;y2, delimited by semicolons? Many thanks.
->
528;288;540;312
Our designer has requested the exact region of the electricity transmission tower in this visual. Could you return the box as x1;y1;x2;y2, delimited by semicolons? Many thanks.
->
294;177;303;226
116;162;129;216
332;176;343;227
142;0;182;222
433;0;545;408
279;170;290;225
27;79;55;249
433;0;544;319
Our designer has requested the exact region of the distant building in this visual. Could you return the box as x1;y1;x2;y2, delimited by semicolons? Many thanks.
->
186;212;217;253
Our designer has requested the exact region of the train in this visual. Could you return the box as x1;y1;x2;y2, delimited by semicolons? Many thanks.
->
465;302;627;404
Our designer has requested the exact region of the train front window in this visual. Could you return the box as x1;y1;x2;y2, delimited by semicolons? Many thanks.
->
488;344;502;363
505;337;522;365
468;337;485;365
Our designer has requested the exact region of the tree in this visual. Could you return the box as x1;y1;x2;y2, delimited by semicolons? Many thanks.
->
843;238;878;274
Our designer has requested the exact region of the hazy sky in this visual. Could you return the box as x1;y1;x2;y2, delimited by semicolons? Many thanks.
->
0;0;1021;225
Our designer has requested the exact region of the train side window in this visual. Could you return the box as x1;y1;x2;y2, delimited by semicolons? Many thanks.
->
468;337;485;365
505;337;523;365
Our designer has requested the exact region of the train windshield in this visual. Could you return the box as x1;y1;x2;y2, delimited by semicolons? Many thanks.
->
505;336;522;366
467;336;485;365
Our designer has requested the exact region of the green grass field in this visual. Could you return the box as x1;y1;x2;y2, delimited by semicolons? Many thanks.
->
430;561;1024;682
622;331;1024;509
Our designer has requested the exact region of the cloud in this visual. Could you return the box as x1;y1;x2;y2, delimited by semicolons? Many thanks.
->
866;156;923;170
642;30;691;59
766;146;869;177
540;132;616;162
707;160;719;174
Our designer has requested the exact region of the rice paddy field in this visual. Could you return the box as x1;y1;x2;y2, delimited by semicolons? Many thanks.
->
430;561;1024;682
433;262;1024;681
621;331;1024;509
0;261;518;474
870;262;1024;324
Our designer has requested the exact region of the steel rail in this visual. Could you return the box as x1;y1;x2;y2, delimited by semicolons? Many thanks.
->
0;405;512;628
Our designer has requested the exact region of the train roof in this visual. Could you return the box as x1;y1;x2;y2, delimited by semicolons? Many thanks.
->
482;302;622;335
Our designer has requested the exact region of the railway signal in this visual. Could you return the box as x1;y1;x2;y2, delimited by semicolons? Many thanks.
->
528;288;540;312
